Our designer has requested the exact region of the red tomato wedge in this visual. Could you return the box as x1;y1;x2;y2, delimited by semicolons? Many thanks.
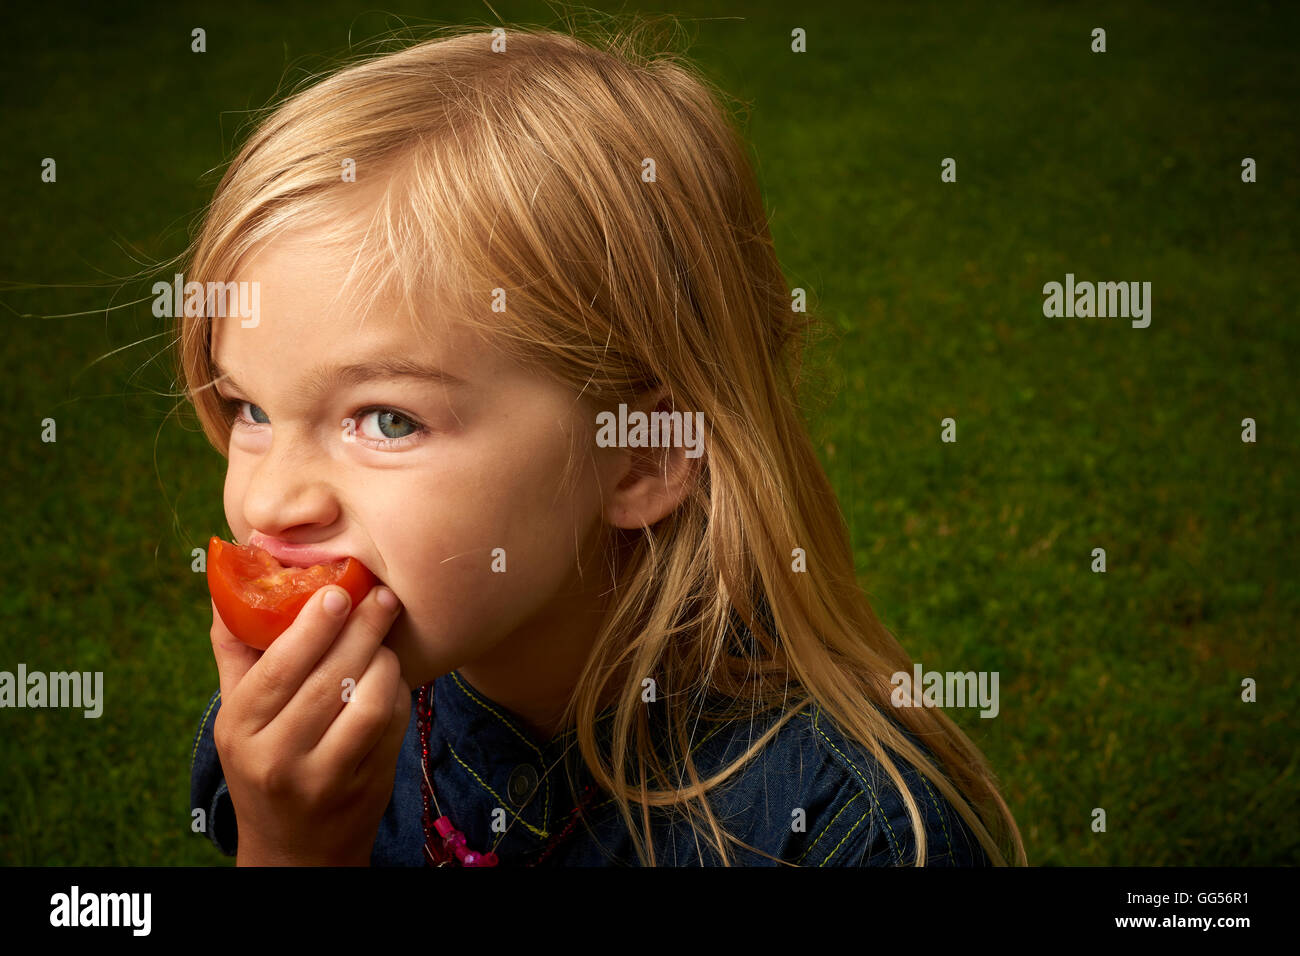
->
207;536;377;650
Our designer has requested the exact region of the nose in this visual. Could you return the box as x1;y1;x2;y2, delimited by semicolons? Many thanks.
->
238;430;341;540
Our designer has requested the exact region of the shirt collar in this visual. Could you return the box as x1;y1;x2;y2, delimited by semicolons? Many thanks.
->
425;669;618;852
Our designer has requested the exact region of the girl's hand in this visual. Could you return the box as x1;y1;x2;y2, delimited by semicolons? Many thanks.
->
208;584;410;866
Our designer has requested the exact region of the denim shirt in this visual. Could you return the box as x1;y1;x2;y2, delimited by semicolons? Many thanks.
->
190;669;991;866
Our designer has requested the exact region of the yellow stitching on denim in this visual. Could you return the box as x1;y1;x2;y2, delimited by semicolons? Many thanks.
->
449;672;551;823
793;710;895;863
191;690;221;777
446;742;550;840
790;710;882;864
796;789;863;864
809;707;903;864
818;809;872;866
919;776;953;858
450;672;544;757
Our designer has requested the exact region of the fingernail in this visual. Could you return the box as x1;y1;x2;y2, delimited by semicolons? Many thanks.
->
323;589;350;615
375;587;399;612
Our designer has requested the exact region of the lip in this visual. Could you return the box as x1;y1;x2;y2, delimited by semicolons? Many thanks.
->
245;530;353;569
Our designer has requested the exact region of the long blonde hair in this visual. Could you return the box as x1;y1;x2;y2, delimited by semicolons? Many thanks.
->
177;18;1026;866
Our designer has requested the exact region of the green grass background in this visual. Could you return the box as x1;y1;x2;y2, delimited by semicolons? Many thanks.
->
0;0;1295;865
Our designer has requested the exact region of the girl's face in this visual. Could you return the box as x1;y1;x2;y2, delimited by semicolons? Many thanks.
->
210;227;613;699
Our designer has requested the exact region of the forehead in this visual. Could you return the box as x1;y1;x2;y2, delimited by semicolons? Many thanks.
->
209;228;469;373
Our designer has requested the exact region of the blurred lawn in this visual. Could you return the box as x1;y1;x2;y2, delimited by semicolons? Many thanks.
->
1;0;1295;865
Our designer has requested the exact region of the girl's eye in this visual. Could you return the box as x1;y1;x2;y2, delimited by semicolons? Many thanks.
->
225;400;269;426
356;409;421;443
222;398;425;450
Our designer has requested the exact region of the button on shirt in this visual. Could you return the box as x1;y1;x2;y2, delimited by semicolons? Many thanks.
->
190;669;991;866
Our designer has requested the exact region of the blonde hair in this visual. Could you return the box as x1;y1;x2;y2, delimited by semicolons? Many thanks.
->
178;18;1026;866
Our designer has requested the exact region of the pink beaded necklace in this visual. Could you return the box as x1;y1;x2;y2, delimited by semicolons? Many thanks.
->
416;681;601;867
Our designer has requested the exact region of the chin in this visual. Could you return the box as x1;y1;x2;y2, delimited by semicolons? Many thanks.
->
382;622;446;691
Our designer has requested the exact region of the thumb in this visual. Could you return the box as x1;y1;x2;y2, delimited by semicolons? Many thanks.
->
209;597;262;703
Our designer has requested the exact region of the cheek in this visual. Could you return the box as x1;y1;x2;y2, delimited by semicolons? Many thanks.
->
474;430;597;579
221;464;246;537
387;430;598;629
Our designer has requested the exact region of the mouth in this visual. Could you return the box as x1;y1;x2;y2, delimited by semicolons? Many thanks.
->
246;530;353;569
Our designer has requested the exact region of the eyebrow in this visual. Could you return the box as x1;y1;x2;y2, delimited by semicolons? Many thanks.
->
211;357;467;397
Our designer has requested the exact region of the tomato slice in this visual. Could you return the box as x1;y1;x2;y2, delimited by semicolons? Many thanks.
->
207;536;377;650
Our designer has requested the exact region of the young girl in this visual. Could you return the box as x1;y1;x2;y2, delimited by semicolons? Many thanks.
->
187;24;1026;867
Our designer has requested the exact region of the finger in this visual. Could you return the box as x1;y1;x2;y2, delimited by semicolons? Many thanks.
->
275;585;403;751
352;686;413;786
352;672;414;783
314;645;409;776
234;585;354;733
209;598;262;704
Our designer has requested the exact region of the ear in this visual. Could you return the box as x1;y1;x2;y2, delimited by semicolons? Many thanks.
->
598;389;703;530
